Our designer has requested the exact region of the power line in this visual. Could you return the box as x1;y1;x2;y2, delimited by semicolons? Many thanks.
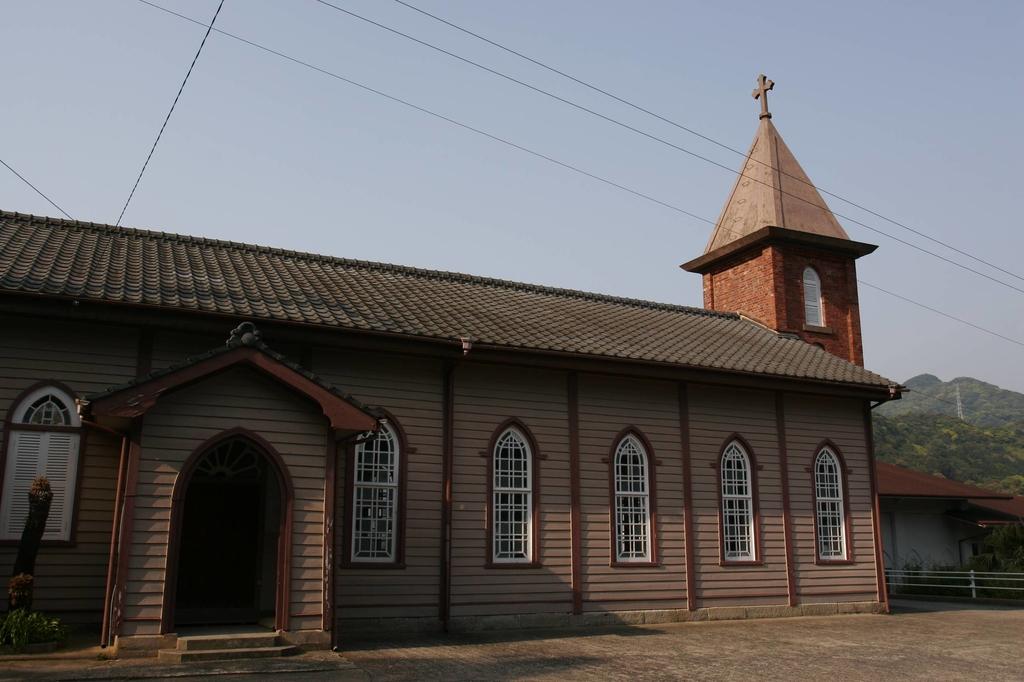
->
391;0;1024;286
905;388;961;411
115;0;225;227
858;280;1024;348
314;1;1024;298
1;157;73;219
136;0;1024;353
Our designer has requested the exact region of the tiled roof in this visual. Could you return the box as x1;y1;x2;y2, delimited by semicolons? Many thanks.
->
969;496;1024;521
875;461;1011;500
0;210;894;389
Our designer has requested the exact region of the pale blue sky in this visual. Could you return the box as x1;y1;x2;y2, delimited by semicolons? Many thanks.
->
3;1;1022;391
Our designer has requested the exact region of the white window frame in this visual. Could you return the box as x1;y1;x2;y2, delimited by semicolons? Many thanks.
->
0;386;81;542
492;427;533;563
613;434;652;562
803;266;824;327
721;440;755;562
814;447;847;560
350;423;400;562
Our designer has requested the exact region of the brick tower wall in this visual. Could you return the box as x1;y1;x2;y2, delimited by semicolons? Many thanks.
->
702;244;864;366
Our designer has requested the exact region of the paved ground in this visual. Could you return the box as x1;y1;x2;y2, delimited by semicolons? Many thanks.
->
338;601;1024;681
1;601;1021;680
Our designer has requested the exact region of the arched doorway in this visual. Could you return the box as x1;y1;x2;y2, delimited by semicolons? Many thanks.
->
167;433;291;629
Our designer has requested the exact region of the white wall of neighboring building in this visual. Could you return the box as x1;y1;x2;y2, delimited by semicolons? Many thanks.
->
880;499;987;569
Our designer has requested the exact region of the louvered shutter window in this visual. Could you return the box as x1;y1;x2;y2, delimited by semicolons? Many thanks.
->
803;267;824;327
0;388;81;542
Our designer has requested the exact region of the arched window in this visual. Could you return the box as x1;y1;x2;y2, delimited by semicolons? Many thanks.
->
720;440;755;561
0;385;81;542
613;434;652;562
351;423;400;561
814;447;847;560
803;267;824;327
492;427;533;563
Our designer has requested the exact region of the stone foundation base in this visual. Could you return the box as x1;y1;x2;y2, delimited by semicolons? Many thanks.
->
112;634;178;659
339;601;886;637
112;629;330;658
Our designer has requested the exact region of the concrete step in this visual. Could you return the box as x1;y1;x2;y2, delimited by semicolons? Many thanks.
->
158;644;299;663
177;631;280;651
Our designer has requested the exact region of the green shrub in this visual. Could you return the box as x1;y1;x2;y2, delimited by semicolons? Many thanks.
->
0;609;67;650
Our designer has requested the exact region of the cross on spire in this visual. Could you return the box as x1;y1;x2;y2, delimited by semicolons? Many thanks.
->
752;74;774;120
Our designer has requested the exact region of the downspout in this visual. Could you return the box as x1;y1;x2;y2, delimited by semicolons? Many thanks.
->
81;418;129;649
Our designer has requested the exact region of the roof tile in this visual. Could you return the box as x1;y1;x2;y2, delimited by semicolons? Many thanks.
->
0;210;893;389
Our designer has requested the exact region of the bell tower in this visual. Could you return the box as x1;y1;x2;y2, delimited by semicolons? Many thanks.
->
682;75;876;366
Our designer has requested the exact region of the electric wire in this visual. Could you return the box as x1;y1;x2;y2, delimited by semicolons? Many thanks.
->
0;158;73;219
115;0;225;226
904;389;962;411
391;0;1024;285
314;0;1024;297
135;0;1024;353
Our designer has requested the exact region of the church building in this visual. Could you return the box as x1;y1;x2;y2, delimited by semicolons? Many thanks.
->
0;79;900;657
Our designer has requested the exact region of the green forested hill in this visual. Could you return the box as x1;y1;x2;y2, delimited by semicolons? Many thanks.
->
873;375;1024;495
877;374;1024;428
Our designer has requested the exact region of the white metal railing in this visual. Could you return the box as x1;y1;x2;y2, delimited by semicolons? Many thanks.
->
886;568;1024;599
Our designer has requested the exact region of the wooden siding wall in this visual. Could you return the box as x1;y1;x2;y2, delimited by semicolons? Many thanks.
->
121;366;330;636
0;318;138;622
314;350;444;624
784;394;877;602
577;374;687;612
0;312;884;632
688;386;789;607
450;364;573;617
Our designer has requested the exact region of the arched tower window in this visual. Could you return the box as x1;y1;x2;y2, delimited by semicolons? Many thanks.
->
612;434;652;562
0;385;81;542
491;426;533;563
814;447;847;560
720;440;755;561
351;423;401;561
803;266;824;327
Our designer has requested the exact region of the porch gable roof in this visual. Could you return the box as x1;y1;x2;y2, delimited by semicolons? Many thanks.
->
84;322;380;433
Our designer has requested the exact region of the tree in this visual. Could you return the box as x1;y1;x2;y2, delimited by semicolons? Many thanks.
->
7;476;53;611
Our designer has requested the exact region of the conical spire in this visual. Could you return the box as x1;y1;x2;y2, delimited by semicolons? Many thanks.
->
704;83;848;254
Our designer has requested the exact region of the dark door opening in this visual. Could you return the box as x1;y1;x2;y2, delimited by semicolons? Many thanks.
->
174;437;282;627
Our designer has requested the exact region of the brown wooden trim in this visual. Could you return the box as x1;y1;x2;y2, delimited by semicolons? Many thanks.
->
809;439;856;566
606;426;660;567
323;435;337;634
100;428;130;647
439;361;454;629
863;402;890;610
160;427;295;634
112;418;143;638
88;346;378;433
567;372;582;615
774;393;798;607
714;433;764;566
677;383;697;611
339;409;409;569
484;417;542;569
